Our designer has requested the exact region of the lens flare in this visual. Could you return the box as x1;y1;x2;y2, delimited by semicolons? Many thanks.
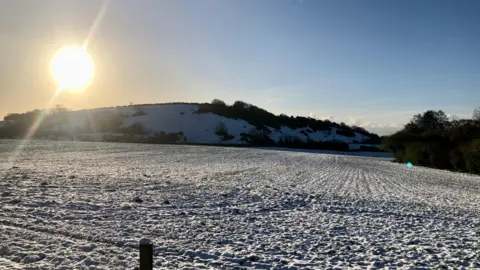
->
4;0;110;170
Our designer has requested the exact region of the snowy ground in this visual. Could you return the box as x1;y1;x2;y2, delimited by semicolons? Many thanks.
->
0;140;479;269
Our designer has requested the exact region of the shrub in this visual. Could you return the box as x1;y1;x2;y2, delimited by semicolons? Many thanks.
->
215;122;228;136
240;128;275;146
215;122;234;141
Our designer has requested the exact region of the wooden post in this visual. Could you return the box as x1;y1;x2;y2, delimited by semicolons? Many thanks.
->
139;238;153;270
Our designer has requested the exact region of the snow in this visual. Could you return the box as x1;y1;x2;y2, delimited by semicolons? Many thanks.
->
123;105;255;144
2;140;478;269
0;258;22;269
45;104;376;147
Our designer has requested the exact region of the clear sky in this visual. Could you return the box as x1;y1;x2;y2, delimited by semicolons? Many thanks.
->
1;0;479;135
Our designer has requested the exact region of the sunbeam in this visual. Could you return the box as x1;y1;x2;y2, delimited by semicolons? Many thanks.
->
6;0;110;169
83;0;110;50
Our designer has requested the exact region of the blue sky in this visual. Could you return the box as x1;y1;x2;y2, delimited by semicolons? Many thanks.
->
0;0;479;134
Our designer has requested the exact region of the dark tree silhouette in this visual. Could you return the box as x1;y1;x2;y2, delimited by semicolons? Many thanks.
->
382;109;480;174
211;99;227;106
409;110;449;132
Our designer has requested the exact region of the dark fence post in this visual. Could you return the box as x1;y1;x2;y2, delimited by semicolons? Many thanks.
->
139;238;153;270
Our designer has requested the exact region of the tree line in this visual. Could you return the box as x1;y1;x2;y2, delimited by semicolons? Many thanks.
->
382;108;480;174
200;99;381;144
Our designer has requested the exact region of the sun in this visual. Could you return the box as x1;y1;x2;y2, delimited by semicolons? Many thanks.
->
50;46;95;91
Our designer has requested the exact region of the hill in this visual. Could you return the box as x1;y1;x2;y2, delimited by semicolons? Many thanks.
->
0;100;382;151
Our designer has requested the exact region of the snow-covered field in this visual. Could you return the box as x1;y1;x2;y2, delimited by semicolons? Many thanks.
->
1;140;479;269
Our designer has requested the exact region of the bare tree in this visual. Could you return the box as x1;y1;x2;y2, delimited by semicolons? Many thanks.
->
449;115;460;122
473;107;480;121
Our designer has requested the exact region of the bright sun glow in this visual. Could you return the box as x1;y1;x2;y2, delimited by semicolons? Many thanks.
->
50;46;94;91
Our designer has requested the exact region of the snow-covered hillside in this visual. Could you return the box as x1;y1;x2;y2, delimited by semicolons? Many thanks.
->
45;104;374;148
0;140;479;269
